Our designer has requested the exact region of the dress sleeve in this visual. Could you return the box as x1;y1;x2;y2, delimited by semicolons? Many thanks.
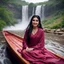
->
22;29;28;49
33;30;44;49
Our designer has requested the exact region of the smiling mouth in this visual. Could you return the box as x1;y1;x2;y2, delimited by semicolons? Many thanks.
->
33;23;38;25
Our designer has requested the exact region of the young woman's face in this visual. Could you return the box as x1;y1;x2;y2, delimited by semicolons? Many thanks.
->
32;17;39;28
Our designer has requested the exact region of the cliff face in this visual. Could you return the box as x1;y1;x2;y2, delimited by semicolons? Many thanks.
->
44;0;64;17
7;4;22;19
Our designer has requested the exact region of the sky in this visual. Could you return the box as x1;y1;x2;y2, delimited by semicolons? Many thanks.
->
25;0;48;3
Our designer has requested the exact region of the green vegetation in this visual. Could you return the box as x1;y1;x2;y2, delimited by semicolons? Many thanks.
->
0;19;6;30
0;0;28;5
42;9;64;29
41;0;64;29
0;0;28;31
0;7;17;30
9;0;28;5
36;0;64;6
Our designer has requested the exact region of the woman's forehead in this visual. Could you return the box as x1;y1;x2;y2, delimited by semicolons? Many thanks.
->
33;17;38;19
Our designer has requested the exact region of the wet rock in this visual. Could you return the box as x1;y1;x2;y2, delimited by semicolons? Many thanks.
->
1;40;6;43
44;28;64;36
0;61;2;64
4;58;12;64
0;31;3;36
0;50;3;53
44;29;51;33
61;28;64;32
56;29;61;32
53;29;60;34
57;32;64;35
1;45;6;50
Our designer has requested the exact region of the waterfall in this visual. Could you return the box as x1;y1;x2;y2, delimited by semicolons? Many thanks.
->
35;5;45;21
32;7;35;15
41;4;45;21
22;6;28;22
35;5;42;18
3;5;45;30
3;5;29;30
19;5;29;30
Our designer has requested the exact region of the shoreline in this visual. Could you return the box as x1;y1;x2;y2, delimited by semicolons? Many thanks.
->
45;32;64;45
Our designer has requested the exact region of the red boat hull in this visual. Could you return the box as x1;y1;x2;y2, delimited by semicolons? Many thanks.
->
2;31;30;64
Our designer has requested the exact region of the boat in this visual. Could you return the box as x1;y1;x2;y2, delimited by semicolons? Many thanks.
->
2;31;30;64
2;31;64;64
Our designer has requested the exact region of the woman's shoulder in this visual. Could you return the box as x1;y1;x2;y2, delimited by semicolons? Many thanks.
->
39;28;44;32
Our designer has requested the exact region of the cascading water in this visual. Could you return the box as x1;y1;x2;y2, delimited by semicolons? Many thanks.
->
20;5;29;29
35;5;45;20
35;5;42;18
22;6;28;21
32;7;35;15
3;5;29;30
41;4;45;21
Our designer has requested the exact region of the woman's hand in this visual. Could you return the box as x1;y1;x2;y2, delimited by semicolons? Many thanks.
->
17;49;22;53
26;47;34;52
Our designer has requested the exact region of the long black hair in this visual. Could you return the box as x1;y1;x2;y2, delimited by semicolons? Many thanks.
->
26;15;43;44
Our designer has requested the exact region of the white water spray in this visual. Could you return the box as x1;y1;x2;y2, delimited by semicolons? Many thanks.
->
35;5;42;18
3;6;29;30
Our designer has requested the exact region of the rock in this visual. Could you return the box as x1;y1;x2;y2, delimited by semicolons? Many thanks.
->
44;28;51;33
57;32;64;35
4;58;12;64
1;40;6;43
0;61;2;64
56;29;61;32
53;29;61;34
44;28;64;36
51;29;56;33
61;28;64;32
0;50;3;53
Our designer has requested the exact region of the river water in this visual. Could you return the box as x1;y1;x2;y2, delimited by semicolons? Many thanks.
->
0;43;12;64
0;31;64;64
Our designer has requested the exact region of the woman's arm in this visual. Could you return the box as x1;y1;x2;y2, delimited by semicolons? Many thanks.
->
23;29;34;52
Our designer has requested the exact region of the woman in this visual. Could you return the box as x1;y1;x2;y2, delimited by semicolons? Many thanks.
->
18;15;64;64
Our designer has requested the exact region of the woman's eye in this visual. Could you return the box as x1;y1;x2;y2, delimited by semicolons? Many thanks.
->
36;20;39;22
33;20;39;22
32;20;35;21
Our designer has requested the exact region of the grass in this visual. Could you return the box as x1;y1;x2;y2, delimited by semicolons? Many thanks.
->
42;9;64;29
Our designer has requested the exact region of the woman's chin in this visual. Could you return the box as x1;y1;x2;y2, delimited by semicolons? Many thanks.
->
33;25;38;28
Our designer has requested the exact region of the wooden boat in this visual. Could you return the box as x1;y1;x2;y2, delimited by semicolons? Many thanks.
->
2;31;30;64
2;31;64;64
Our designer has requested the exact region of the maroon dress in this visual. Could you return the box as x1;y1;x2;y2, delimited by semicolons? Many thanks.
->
21;28;64;64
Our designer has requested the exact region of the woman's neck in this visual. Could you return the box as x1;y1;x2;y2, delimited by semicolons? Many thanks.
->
33;27;38;30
